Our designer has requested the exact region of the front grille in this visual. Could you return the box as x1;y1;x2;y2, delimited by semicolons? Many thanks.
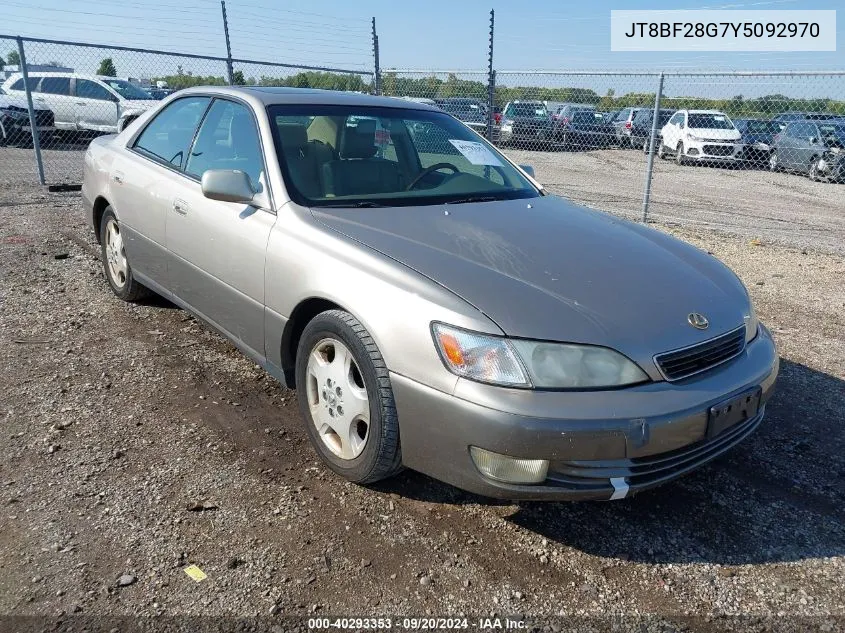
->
547;411;762;491
655;325;746;381
703;144;734;156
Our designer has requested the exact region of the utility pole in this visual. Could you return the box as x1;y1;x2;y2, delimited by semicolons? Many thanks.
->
486;9;495;142
371;17;381;95
221;0;234;85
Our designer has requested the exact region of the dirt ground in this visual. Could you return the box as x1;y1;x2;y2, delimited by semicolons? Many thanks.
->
0;190;843;632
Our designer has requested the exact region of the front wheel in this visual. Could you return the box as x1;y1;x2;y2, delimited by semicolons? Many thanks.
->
657;143;667;160
99;207;150;302
769;150;781;172
808;156;828;182
675;143;687;166
296;310;402;485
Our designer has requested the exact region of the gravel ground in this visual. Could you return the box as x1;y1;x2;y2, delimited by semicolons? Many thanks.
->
0;189;843;632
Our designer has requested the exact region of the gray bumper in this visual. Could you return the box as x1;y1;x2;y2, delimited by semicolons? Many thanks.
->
393;325;779;501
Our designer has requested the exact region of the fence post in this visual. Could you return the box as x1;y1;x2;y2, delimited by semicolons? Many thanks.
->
16;37;46;186
371;18;381;95
641;72;664;223
486;9;495;142
220;0;234;85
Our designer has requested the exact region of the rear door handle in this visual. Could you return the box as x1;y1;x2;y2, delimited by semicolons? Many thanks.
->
112;171;124;184
173;199;189;215
76;102;87;106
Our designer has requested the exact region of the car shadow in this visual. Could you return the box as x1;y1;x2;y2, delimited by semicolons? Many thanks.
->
376;358;845;565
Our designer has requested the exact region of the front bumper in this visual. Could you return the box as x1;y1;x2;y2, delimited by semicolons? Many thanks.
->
394;325;778;500
683;139;743;161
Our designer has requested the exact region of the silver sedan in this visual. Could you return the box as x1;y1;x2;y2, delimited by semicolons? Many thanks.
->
82;87;778;500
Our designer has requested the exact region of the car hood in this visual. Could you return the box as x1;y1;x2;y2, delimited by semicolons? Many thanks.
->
120;99;157;111
311;196;750;366
688;128;741;141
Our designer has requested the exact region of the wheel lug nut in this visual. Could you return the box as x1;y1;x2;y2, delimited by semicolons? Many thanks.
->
335;387;342;397
337;406;343;416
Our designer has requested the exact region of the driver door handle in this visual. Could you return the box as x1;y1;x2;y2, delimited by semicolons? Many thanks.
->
173;198;189;215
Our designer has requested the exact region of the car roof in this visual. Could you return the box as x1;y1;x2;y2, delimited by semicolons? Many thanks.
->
173;86;436;111
5;72;130;81
682;109;729;114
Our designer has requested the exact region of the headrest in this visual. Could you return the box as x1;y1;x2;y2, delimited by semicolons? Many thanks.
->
341;119;377;159
276;123;309;149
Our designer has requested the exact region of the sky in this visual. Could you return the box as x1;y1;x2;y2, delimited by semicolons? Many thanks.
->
0;0;842;99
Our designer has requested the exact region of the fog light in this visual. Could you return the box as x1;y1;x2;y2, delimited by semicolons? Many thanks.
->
469;447;549;484
688;148;700;156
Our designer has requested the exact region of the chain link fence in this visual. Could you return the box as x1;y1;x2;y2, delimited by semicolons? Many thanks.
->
0;35;373;187
2;34;844;248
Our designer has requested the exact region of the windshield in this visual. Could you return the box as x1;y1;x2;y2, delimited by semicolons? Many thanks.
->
819;124;845;143
687;113;735;130
268;105;539;208
510;103;548;119
100;79;157;100
742;120;780;134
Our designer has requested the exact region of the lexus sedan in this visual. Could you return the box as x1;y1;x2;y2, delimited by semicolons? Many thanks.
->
82;87;778;501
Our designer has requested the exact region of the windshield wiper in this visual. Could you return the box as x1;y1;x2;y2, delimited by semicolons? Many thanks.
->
444;195;499;205
319;201;388;208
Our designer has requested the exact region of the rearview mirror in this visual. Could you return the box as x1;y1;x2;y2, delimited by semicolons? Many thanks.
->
519;164;536;178
201;169;255;204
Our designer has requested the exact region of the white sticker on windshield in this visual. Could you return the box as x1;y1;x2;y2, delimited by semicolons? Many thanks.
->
448;139;503;166
713;115;726;121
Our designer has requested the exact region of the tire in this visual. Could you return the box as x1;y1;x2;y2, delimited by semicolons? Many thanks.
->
657;143;667;160
295;309;402;485
769;150;781;172
99;207;150;302
808;156;827;182
675;143;687;166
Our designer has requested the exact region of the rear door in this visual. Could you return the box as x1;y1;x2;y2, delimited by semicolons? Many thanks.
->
32;76;74;131
166;97;275;358
109;96;211;287
74;79;119;132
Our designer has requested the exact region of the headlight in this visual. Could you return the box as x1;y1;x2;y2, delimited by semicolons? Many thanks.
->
510;340;648;388
432;323;648;389
744;304;759;343
688;134;704;142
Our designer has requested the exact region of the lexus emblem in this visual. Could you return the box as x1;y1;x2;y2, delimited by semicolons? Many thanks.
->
687;313;709;330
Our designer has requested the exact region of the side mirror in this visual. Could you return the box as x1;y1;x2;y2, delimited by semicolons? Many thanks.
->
201;169;255;204
519;164;536;178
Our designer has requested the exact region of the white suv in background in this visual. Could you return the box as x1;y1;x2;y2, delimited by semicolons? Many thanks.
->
659;109;743;165
1;73;157;135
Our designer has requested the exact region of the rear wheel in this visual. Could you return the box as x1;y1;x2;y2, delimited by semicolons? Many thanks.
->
657;143;667;160
296;310;402;485
675;143;687;166
99;207;150;302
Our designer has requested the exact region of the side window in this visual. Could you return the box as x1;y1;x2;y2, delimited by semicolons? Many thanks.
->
40;76;70;95
11;77;39;91
76;80;115;101
668;113;681;125
134;97;211;169
185;99;264;189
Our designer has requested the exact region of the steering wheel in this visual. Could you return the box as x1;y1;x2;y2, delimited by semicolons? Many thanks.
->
406;162;460;190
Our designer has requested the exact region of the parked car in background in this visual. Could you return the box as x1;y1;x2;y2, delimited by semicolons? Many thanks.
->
629;108;677;152
82;86;777;500
553;109;615;149
2;73;158;135
611;107;644;147
550;102;595;123
659;110;743;165
499;100;551;148
734;119;781;166
770;119;845;182
773;112;845;129
438;97;498;142
147;88;174;100
0;85;55;146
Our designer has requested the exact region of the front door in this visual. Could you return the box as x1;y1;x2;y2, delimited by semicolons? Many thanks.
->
74;79;120;133
165;97;275;359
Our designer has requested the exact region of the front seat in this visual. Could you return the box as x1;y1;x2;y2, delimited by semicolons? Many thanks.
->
321;119;403;197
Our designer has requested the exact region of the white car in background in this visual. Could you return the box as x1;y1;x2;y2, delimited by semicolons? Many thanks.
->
1;73;158;135
659;109;743;165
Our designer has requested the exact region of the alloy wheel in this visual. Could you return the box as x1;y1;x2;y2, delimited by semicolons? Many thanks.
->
305;337;370;460
104;218;128;288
